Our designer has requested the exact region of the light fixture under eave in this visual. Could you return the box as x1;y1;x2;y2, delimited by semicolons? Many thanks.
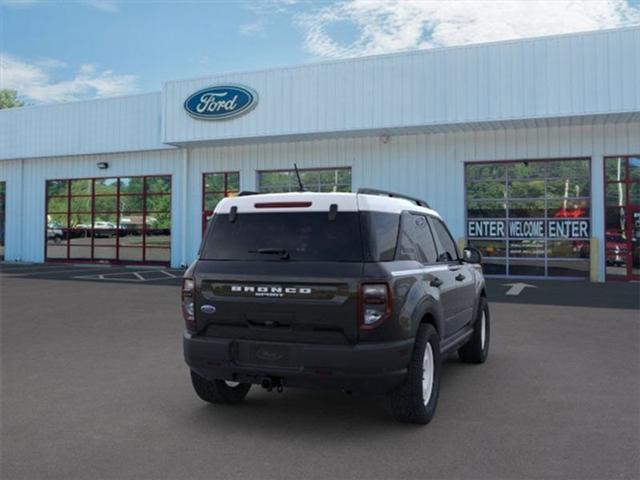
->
97;162;109;170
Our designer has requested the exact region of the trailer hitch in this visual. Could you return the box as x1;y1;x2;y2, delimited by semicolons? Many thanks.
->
261;377;284;393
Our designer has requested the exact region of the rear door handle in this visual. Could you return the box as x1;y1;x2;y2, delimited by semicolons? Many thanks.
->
455;273;466;282
430;277;443;288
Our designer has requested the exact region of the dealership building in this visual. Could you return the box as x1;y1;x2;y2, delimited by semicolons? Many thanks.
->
1;27;639;281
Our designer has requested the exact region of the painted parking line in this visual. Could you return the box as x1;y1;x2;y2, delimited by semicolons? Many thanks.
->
73;269;181;282
73;272;146;282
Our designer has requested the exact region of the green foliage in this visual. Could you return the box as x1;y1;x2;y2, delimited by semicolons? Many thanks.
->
0;90;24;109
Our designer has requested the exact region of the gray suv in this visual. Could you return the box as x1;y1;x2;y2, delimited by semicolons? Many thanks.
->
182;188;489;424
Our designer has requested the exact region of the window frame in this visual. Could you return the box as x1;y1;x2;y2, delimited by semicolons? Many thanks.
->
44;174;171;265
429;215;461;264
464;157;592;278
603;155;640;281
0;181;5;260
201;171;240;234
396;211;439;265
256;166;352;193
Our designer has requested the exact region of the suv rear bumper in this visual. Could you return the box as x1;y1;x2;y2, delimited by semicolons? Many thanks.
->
183;333;414;394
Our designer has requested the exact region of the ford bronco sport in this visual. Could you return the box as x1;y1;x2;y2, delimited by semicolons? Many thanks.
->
182;188;489;424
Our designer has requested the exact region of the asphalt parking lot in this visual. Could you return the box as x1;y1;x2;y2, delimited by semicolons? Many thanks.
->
1;263;639;479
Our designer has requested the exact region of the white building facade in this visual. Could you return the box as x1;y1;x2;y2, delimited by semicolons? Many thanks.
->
1;27;639;281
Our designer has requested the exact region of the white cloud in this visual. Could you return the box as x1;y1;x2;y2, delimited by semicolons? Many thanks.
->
239;19;266;36
245;0;300;15
34;58;68;69
298;0;640;58
82;0;119;13
0;52;138;103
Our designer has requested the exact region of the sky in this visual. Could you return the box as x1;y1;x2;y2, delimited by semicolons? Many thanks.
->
1;0;639;105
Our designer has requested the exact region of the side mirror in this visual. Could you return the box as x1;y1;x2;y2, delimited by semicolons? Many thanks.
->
462;246;482;264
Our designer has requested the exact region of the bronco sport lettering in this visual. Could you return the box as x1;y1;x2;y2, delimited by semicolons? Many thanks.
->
230;285;312;296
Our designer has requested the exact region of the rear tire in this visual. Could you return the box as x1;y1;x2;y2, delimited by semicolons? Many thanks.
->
458;297;490;364
190;370;251;405
387;324;441;425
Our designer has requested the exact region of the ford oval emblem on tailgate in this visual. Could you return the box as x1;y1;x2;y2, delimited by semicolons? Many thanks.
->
255;349;284;362
200;305;217;314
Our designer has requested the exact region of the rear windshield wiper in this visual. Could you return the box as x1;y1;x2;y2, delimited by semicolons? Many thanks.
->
249;248;290;260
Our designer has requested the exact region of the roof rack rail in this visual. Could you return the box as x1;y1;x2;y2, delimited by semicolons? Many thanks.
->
237;191;260;197
357;188;431;208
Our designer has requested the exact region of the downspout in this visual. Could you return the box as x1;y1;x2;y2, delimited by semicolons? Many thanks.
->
181;149;188;268
18;158;24;262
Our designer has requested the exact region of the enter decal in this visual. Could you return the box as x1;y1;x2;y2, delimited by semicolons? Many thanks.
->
546;220;590;239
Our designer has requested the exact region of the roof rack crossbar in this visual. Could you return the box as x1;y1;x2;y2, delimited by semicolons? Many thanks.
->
357;188;430;208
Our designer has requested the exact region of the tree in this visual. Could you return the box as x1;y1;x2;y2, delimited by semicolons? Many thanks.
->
0;90;24;109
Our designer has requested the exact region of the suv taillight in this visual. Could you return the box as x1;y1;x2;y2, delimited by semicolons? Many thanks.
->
182;278;196;331
359;283;392;330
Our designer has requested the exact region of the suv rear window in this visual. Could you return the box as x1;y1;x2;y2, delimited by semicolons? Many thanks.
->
201;212;364;262
201;211;402;263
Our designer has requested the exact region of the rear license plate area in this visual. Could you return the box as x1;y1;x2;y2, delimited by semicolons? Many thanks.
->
235;342;292;368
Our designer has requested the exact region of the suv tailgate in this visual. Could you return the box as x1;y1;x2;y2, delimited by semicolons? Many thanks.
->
194;260;363;344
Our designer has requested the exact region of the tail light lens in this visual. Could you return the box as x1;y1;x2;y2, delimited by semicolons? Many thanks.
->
359;283;392;330
182;278;196;331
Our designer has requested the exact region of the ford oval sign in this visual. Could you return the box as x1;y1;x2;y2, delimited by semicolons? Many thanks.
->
184;85;258;120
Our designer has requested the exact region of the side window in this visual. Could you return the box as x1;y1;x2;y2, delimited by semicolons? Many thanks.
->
431;217;459;262
397;212;438;264
361;211;400;262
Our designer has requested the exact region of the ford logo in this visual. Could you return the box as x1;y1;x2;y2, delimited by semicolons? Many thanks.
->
184;85;258;120
200;305;217;314
255;349;284;362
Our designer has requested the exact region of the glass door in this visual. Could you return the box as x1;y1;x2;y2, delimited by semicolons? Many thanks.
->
0;182;5;260
631;206;640;280
604;156;640;281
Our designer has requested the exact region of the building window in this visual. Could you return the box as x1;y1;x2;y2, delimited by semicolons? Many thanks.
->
258;167;352;193
202;172;239;233
604;156;640;281
46;175;171;264
0;182;5;260
465;159;591;278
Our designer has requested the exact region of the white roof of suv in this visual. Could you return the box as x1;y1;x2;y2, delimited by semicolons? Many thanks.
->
214;191;441;218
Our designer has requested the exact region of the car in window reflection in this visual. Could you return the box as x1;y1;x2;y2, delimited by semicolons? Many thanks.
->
606;231;628;266
69;221;117;238
93;221;117;238
119;216;160;236
571;240;590;258
47;222;64;244
553;206;588;218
